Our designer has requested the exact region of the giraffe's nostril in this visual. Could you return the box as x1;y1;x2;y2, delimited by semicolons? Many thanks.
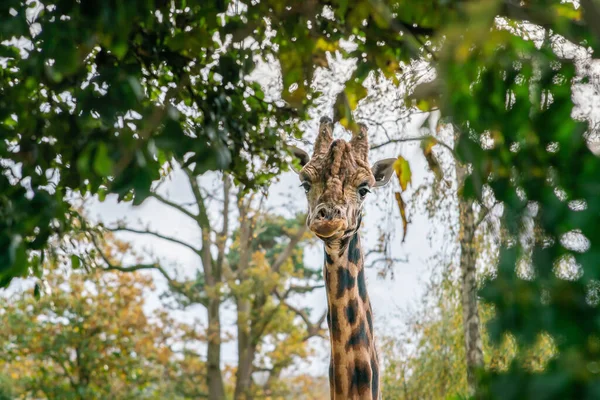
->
332;208;342;219
317;208;330;220
316;207;343;221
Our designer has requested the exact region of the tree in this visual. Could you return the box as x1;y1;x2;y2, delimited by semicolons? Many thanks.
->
81;170;326;400
380;255;556;400
225;204;325;399
0;252;205;399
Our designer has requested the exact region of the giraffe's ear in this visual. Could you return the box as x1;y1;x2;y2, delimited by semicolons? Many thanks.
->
371;158;396;188
289;146;311;173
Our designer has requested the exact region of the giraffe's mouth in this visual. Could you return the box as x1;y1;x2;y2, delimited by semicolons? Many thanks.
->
309;218;348;238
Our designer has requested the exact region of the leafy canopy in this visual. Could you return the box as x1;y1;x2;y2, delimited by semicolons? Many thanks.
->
0;0;301;286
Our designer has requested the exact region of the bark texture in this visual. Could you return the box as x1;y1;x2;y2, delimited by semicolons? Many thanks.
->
457;165;484;397
207;298;226;400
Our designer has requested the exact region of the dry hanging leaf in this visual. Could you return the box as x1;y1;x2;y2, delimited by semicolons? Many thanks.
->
395;192;408;242
421;136;444;182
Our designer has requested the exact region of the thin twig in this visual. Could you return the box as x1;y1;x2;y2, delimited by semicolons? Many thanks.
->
149;192;199;222
108;226;201;255
371;135;455;156
89;233;174;282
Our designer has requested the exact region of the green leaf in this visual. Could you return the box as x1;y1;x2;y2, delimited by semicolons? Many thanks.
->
98;187;107;202
93;143;113;177
71;255;81;270
111;39;129;60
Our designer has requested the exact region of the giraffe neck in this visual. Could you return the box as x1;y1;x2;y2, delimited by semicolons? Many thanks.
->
324;232;379;400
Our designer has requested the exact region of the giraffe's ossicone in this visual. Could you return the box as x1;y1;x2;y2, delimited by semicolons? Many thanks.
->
290;117;395;400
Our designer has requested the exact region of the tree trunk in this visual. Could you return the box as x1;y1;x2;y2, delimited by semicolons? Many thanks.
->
234;299;256;400
207;297;225;400
458;195;484;396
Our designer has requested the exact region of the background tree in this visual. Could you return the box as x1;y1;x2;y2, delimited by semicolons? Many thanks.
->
225;202;326;399
374;108;489;396
79;169;326;400
0;253;205;399
380;253;556;400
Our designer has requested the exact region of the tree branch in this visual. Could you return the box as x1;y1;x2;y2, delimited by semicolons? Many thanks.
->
108;226;201;255
104;263;171;278
286;284;325;294
89;233;174;282
149;192;199;222
183;166;212;230
49;354;78;391
181;166;215;283
274;290;327;341
475;201;501;230
371;135;455;156
272;224;308;273
216;174;231;278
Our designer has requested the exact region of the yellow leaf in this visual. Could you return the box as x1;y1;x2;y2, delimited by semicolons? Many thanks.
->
393;156;412;191
345;80;368;110
314;38;338;53
421;136;438;155
456;41;471;62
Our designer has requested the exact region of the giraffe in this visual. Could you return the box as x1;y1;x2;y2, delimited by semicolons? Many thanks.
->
290;116;396;400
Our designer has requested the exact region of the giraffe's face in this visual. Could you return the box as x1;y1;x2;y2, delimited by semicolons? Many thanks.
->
291;120;395;241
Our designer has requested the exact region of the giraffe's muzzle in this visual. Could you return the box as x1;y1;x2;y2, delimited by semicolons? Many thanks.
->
309;204;348;238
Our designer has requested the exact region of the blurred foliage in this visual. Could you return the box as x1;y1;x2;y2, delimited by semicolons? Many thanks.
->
0;373;15;400
441;9;600;400
381;262;556;400
0;256;207;399
268;374;329;400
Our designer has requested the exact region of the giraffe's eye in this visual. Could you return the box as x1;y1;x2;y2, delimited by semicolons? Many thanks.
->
300;182;311;194
358;186;371;198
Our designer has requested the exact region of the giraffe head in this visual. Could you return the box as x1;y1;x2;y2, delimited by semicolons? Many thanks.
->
290;117;395;241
